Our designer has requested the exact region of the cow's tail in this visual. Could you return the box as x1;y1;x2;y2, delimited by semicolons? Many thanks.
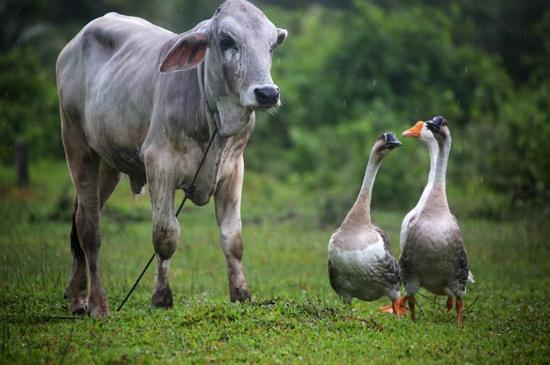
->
70;201;85;263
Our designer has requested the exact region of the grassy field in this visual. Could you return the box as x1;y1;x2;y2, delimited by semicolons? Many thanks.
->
1;160;549;364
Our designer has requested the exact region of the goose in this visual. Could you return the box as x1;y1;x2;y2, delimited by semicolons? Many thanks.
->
328;132;406;315
378;118;439;316
394;116;474;326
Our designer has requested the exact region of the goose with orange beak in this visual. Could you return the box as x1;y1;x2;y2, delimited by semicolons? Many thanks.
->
380;116;474;326
328;132;407;316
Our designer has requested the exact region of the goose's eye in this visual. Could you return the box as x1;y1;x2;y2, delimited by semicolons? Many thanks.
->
427;123;440;133
220;36;237;52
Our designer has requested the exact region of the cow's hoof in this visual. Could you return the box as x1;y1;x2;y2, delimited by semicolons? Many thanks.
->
152;285;173;308
89;305;109;319
68;296;88;316
88;290;109;318
70;302;88;316
231;288;251;303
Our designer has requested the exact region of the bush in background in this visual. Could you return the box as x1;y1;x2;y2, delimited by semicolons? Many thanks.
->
1;0;548;221
0;47;61;164
249;2;547;221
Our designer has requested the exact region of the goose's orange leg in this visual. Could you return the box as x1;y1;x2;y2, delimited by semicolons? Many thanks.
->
446;296;455;313
379;295;408;316
408;295;417;321
456;297;464;327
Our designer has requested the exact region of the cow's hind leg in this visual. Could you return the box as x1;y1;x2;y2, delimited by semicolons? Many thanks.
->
62;118;112;318
145;148;179;308
214;157;250;302
66;161;120;315
66;198;88;315
68;151;106;317
97;160;122;210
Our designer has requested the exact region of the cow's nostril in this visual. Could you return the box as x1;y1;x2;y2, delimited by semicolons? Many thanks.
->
254;86;280;105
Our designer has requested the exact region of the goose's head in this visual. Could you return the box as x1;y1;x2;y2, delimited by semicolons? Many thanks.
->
426;115;451;144
374;132;402;156
402;116;450;144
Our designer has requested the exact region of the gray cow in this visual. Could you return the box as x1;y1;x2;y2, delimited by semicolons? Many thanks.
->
56;0;287;318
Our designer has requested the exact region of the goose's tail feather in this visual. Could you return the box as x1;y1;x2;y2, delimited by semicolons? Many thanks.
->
468;270;475;283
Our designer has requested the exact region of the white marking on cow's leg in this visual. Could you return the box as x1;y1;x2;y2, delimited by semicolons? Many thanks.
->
62;113;109;318
146;148;179;308
215;157;250;302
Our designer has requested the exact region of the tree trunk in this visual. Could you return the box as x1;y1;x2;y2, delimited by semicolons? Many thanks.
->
15;141;29;187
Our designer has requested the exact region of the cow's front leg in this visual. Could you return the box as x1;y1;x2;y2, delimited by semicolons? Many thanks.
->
215;157;250;302
146;150;180;308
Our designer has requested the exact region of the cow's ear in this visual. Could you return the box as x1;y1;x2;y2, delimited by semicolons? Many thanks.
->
160;32;208;73
276;28;288;46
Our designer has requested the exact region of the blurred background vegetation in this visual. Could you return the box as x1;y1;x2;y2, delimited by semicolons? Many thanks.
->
0;0;548;222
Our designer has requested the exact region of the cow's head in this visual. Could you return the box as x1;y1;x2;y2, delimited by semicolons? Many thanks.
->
160;0;287;137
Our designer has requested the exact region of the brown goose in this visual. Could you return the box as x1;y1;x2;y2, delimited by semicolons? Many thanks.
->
395;116;474;326
328;132;406;315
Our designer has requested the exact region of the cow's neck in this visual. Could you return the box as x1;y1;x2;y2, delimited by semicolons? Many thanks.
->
197;61;219;137
196;60;255;150
177;61;254;204
201;54;254;138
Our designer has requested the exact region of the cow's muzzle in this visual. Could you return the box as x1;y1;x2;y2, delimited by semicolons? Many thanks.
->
254;85;280;107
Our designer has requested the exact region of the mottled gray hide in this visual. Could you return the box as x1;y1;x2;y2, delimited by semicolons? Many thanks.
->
56;0;287;317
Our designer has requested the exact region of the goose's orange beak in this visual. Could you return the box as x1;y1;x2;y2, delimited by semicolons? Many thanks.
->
402;121;424;138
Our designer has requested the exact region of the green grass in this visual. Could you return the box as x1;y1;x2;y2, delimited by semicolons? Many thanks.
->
1;160;549;364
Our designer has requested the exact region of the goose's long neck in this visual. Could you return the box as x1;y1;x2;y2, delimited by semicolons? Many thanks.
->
342;151;383;227
414;139;439;212
422;137;451;212
434;138;451;189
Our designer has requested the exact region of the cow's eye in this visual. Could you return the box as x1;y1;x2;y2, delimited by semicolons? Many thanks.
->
219;35;237;52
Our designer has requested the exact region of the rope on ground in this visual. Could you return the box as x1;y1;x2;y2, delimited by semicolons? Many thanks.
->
462;295;480;314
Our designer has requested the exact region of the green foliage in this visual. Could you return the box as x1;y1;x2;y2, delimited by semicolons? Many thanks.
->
248;2;549;219
0;48;61;163
489;81;550;205
0;1;548;218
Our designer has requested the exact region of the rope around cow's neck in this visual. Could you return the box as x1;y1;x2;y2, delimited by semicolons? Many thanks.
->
116;128;218;312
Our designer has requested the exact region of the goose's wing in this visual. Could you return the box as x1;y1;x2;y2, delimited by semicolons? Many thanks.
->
328;259;338;291
328;258;346;296
373;225;392;253
449;217;471;291
373;225;401;285
398;219;418;285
